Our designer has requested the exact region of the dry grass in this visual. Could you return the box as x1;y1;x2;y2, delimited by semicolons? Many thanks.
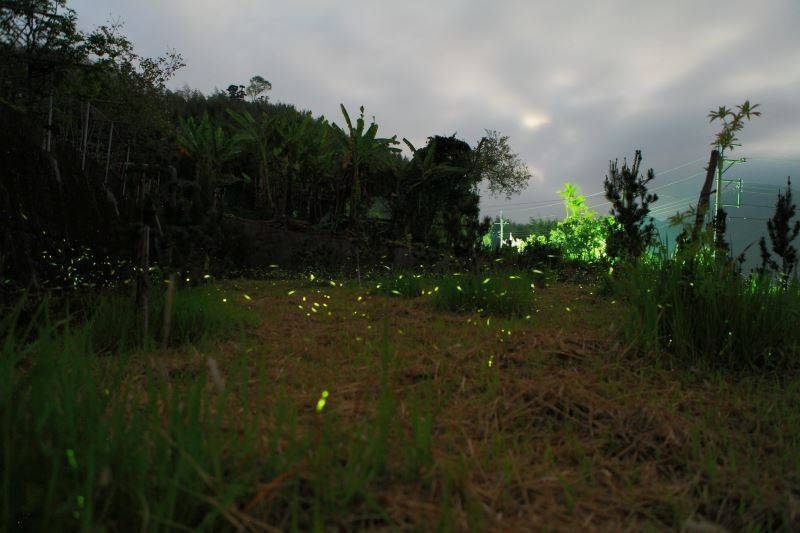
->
73;277;800;531
119;278;794;531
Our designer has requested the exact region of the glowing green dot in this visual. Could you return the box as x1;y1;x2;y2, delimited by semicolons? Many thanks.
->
316;390;329;412
66;449;78;470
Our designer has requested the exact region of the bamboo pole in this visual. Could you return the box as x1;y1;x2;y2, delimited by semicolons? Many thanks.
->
45;91;53;152
81;101;90;171
104;122;114;184
161;273;176;349
137;225;151;345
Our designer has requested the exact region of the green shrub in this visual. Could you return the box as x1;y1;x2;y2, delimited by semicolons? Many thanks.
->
431;273;535;316
547;183;615;263
616;260;800;371
371;272;436;298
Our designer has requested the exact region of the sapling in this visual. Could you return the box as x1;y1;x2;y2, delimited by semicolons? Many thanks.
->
603;150;658;262
759;176;800;280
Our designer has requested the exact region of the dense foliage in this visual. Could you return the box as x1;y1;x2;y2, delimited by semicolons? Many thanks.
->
483;183;613;266
0;1;530;291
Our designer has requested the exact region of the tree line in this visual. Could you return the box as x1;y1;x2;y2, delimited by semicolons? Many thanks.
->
0;0;530;289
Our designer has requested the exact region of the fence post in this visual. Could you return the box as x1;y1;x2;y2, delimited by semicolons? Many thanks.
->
161;273;176;348
45;91;53;152
81;101;91;171
104;122;114;184
136;225;151;345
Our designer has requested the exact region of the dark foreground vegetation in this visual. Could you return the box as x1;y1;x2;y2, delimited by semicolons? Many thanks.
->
2;1;800;531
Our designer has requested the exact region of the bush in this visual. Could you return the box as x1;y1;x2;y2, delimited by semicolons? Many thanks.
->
616;259;800;371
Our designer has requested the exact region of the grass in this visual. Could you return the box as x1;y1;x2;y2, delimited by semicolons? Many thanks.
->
1;304;251;529
3;274;800;530
84;283;257;354
616;259;800;371
372;270;547;317
429;272;537;316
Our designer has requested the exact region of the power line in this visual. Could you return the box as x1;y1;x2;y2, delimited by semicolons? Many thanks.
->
649;199;695;215
747;156;800;163
742;184;793;190
649;170;705;192
741;190;779;196
480;156;707;209
649;202;696;218
729;216;768;221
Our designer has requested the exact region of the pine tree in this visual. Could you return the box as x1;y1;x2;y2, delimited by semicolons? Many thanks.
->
603;150;658;261
759;177;800;279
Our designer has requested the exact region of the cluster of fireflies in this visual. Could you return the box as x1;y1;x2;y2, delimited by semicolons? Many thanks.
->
316;390;329;412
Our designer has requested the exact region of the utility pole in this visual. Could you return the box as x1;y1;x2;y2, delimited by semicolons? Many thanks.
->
494;210;507;247
714;145;747;219
713;145;747;246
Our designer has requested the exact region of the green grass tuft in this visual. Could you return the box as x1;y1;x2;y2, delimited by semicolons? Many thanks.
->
430;272;536;316
616;260;800;371
371;272;434;298
85;284;256;353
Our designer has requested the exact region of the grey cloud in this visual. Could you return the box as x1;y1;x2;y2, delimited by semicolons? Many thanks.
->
70;0;800;222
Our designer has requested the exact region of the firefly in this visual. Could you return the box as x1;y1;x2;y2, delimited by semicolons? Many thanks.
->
317;390;328;413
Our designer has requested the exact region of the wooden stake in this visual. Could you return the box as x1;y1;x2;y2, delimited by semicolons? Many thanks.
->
45;91;53;152
81;101;90;171
137;225;151;345
161;273;176;349
104;122;114;184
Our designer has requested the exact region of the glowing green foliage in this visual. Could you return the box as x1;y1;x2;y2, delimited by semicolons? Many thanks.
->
547;183;614;263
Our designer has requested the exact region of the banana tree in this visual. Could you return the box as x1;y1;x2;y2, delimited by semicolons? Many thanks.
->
226;108;274;211
176;112;240;202
304;122;337;223
272;111;313;219
331;104;399;224
397;137;468;243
